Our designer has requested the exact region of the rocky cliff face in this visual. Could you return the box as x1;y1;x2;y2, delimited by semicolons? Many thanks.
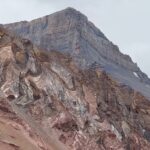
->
4;8;150;99
0;24;150;150
1;8;150;150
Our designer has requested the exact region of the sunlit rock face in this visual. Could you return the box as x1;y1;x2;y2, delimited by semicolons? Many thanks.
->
0;26;150;150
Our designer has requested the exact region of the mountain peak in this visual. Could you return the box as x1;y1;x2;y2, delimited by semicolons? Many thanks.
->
64;7;79;12
0;25;150;149
1;8;150;150
58;7;86;16
4;8;150;99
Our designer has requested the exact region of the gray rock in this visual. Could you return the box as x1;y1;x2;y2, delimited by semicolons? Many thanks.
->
3;7;150;99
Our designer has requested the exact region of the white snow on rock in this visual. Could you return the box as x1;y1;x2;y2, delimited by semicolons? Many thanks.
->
133;72;139;78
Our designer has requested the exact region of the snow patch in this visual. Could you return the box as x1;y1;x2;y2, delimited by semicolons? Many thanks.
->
133;72;139;78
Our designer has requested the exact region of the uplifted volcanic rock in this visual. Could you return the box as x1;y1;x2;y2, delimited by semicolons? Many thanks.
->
4;7;150;99
0;8;150;150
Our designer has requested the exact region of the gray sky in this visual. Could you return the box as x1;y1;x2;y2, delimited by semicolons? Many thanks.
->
0;0;150;77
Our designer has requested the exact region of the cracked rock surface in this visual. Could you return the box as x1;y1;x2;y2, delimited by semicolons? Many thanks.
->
4;8;150;99
0;26;150;150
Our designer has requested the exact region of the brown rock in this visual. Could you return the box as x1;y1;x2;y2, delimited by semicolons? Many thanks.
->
0;8;150;150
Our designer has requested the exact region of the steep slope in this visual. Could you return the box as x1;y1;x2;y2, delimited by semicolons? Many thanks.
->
4;7;150;99
0;98;49;150
0;26;150;150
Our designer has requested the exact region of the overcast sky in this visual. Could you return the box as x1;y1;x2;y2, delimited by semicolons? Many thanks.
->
0;0;150;76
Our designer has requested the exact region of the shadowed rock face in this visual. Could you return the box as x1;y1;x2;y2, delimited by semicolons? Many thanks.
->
4;8;150;99
0;26;150;150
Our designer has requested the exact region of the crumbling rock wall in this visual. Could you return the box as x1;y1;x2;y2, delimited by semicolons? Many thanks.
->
0;27;150;149
4;8;150;99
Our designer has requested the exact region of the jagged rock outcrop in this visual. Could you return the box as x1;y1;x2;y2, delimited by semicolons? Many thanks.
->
0;24;150;150
4;8;150;99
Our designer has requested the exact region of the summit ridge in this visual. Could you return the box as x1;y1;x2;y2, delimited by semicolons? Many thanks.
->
4;7;150;98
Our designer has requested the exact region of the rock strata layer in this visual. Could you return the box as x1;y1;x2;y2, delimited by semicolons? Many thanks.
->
0;26;150;149
4;8;150;99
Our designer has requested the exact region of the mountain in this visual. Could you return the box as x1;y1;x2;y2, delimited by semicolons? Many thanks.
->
0;8;150;150
4;7;150;99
